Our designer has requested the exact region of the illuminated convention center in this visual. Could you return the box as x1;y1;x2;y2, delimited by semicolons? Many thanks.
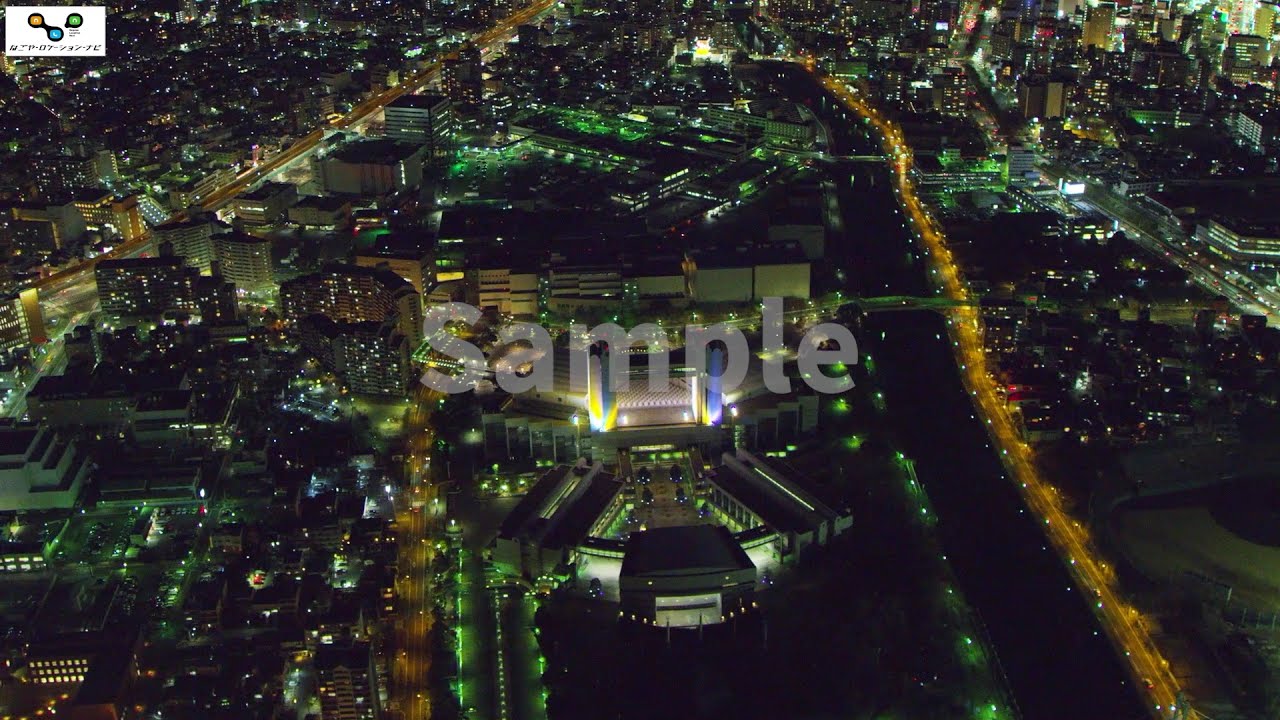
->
485;340;852;628
481;339;821;461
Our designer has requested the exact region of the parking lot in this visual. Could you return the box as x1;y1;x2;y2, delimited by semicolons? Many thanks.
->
440;146;621;210
56;511;137;564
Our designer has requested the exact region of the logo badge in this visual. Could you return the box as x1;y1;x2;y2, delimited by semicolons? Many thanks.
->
5;6;105;56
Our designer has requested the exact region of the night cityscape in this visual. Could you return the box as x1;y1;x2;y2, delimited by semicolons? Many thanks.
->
2;0;1280;718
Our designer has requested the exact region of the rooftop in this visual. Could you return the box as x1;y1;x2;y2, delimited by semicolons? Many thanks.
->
238;181;295;201
95;255;186;271
357;232;433;260
711;450;844;535
388;93;450;110
135;388;194;413
330;138;423;164
498;465;575;540
292;195;352;211
542;470;623;548
621;524;753;577
498;462;623;550
0;426;39;458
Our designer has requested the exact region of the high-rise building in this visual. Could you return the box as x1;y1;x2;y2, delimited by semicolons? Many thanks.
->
318;139;426;196
1083;3;1115;50
230;182;297;226
154;218;221;273
383;94;456;163
443;45;483;105
69;190;147;243
1132;42;1192;88
213;233;274;292
1256;3;1276;38
194;268;240;324
1224;33;1267;83
1231;0;1259;34
299;316;412;396
178;0;200;22
473;265;539;315
771;0;817;19
932;68;969;116
292;85;337;133
881;61;913;105
94;150;119;183
989;19;1017;59
1126;6;1160;45
288;196;353;231
1017;75;1070;119
314;643;379;720
1006;143;1038;184
280;263;423;346
354;234;434;297
1196;216;1280;264
0;289;46;354
1074;76;1113;116
0;200;86;256
94;255;199;319
30;154;98;197
369;65;400;92
1179;13;1204;53
488;93;515;130
921;0;960;35
1227;108;1280;151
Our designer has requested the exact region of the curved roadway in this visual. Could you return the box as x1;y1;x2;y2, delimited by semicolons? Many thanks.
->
815;69;1185;720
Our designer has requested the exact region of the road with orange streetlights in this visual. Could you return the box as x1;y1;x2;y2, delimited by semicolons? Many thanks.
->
24;0;559;299
193;0;557;218
18;2;553;717
813;69;1187;720
395;491;436;720
405;383;445;486
391;377;450;720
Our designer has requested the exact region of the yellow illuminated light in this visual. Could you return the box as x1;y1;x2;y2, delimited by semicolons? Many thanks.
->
586;353;616;431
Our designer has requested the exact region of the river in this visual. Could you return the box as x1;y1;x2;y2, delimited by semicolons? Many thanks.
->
764;63;1150;719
